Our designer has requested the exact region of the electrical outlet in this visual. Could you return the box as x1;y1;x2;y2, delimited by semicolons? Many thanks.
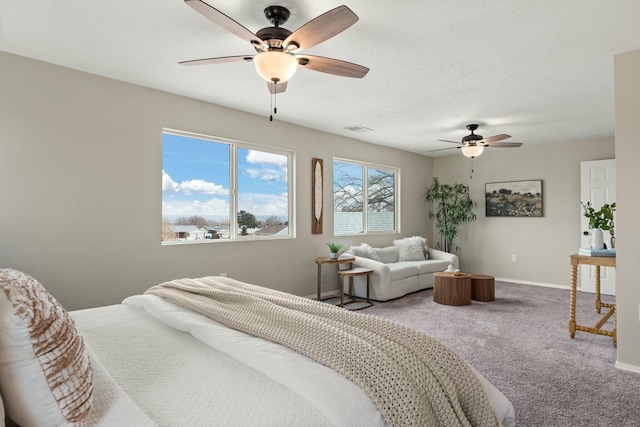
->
511;254;517;262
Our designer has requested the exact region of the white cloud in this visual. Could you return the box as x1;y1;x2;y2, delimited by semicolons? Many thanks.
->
162;197;230;217
246;150;287;166
162;193;288;219
162;170;180;192
238;192;289;216
245;167;287;182
179;179;229;195
162;170;229;195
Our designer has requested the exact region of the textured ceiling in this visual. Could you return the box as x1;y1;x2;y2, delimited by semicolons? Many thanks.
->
1;1;639;156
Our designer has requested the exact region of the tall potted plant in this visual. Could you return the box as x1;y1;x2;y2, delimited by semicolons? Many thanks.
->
424;177;477;253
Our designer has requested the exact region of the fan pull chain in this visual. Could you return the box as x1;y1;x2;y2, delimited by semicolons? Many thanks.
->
469;158;474;179
269;90;273;122
269;81;278;122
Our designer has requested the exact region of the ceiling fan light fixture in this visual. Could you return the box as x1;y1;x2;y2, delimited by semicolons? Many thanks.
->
461;144;484;158
254;51;297;84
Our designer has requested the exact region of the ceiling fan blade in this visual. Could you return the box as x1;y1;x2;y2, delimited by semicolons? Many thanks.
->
184;0;267;50
481;133;511;143
427;146;460;153
268;81;287;94
179;55;254;66
484;142;523;148
437;139;463;145
283;5;358;51
296;55;369;78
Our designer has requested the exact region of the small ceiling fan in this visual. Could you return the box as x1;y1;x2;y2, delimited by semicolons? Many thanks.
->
180;0;370;95
428;124;523;158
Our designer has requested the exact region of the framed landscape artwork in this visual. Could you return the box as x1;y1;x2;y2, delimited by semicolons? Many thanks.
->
485;180;543;217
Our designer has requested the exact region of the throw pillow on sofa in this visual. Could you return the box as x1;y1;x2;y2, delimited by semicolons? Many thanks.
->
349;243;381;261
393;236;429;261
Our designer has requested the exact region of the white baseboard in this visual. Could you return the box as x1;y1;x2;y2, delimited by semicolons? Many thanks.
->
615;360;640;374
494;277;570;290
305;290;340;300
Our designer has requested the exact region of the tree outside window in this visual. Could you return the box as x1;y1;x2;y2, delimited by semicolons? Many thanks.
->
333;159;398;235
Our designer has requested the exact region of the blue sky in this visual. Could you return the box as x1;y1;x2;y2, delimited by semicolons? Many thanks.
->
162;133;288;222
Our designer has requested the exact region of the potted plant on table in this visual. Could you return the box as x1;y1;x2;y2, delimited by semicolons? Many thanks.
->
327;242;344;260
424;177;477;254
581;201;616;249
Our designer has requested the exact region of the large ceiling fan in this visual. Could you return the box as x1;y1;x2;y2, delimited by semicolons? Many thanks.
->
180;0;370;96
429;124;523;158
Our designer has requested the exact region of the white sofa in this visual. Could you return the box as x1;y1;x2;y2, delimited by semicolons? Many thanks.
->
343;241;458;301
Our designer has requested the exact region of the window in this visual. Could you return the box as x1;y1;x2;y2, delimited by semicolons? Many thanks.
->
333;158;398;235
162;129;293;243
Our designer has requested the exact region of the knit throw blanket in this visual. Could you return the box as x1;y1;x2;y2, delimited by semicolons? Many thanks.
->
146;276;498;427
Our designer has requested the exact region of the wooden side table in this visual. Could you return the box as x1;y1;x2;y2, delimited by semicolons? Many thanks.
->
569;254;616;345
315;256;355;301
337;267;374;309
470;274;495;302
433;272;471;306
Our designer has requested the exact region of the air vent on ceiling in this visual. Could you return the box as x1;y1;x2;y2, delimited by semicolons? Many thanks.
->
344;125;374;133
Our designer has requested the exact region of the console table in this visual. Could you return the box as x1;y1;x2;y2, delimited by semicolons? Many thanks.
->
569;254;616;345
315;256;355;301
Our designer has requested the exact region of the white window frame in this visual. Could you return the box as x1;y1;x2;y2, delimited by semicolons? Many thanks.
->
333;157;400;236
162;128;295;244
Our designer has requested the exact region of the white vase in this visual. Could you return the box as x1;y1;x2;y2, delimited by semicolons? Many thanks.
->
591;228;604;249
329;252;338;260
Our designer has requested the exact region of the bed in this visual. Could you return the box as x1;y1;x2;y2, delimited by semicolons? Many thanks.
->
0;269;515;427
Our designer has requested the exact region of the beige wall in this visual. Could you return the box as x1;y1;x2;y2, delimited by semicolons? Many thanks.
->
3;48;637;371
433;138;615;284
0;51;434;310
614;48;640;370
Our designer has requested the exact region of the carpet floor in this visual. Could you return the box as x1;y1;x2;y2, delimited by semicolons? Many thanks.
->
365;281;640;427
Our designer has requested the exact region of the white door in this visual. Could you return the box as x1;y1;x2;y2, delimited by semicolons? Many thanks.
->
580;159;616;294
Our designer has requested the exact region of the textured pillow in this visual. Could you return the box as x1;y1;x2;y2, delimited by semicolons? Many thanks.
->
349;243;381;261
393;236;428;261
0;269;92;427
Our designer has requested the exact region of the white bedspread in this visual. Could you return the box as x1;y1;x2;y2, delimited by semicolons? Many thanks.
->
71;294;514;427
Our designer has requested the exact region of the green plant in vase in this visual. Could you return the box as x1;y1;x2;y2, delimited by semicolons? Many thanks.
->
581;201;616;249
327;242;344;259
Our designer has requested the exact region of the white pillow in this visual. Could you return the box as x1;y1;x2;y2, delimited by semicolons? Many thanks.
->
1;392;5;427
0;269;93;427
393;236;428;261
349;243;381;261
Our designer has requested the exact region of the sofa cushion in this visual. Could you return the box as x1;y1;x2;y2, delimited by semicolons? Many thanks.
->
387;262;420;282
393;236;428;261
373;246;399;264
349;243;381;261
415;259;451;275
